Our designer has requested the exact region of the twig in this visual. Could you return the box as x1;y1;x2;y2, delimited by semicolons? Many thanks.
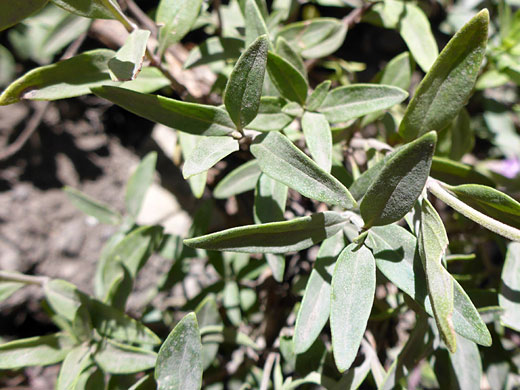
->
0;271;49;286
342;2;376;29
0;33;88;161
123;0;158;35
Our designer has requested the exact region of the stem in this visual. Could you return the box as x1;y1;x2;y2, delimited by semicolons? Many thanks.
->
426;178;520;242
0;271;48;286
102;0;137;32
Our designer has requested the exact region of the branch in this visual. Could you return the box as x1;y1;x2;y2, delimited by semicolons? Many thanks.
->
0;271;48;286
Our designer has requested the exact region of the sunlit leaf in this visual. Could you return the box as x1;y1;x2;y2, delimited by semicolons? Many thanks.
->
302;112;332;173
499;242;520;331
125;152;157;220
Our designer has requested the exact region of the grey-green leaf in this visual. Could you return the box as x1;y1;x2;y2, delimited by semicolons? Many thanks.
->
254;173;288;224
243;0;270;46
183;136;239;179
366;224;491;346
419;198;456;352
251;131;356;209
302;112;332;173
184;37;244;69
449;335;482;390
109;29;150;81
267;51;308;105
499;242;520;331
56;344;92;390
92;86;237;136
0;49;115;105
126;152;157;219
155;312;202;390
184;211;349;253
224;35;269;130
156;0;203;57
318;84;408;123
247;97;293;132
213;159;261;199
399;10;489;140
331;243;376;372
348;153;392;201
294;231;347;354
64;186;121;225
195;296;222;370
94;340;157;374
0;333;74;369
276;18;347;59
306;80;331;111
360;131;436;227
0;0;48;32
444;184;520;229
275;36;306;79
50;0;115;19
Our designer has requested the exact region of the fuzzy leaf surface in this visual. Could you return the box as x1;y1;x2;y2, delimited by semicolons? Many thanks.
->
183;136;239;179
360;131;436;227
267;51;308;104
213;160;261;199
109;29;150;81
251;131;356;209
399;10;489;140
184;211;349;253
302;112;332;173
499;242;520;331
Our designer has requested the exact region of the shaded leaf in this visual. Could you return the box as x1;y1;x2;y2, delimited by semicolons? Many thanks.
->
302;112;332;173
444;184;520;229
156;0;203;57
247;97;293;131
360;131;436;227
0;0;48;32
436;109;474;161
213;160;261;199
419;199;456;352
0;49;115;105
183;136;239;179
224;280;242;326
51;0;115;19
276;18;347;59
243;0;270;46
331;243;376;372
184;211;349;253
224;35;269;130
0;281;24;302
195;295;222;370
294;231;347;354
0;333;74;369
109;29;150;81
449;335;482;390
126;152;157;219
348;153;392;201
56;344;92;390
318;84;408;123
430;156;495;187
94;339;157;374
275;36;306;79
267;51;308;104
251;131;356;209
184;37;244;69
64;186;121;225
155;312;202;390
93;86;237;136
306;80;331;111
399;10;489;140
499;242;520;331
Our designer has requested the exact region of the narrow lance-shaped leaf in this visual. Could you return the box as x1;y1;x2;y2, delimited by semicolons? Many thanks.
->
251;132;356;209
94;339;157;374
246;97;293;132
294;231;347;354
267;51;308;105
243;0;270;46
56;344;92;390
275;36;306;79
419;198;456;353
499;242;520;332
399;10;489;140
0;0;48;32
302;112;332;173
184;211;349;253
93;86;237;136
224;35;269;131
195;296;222;370
214;159;261;199
155;312;202;390
306;80;331;111
444;183;520;229
318;84;408;123
109;29;150;81
0;333;75;369
331;243;376;372
449;335;482;390
156;0;203;57
179;132;207;199
183;136;239;179
366;224;492;346
360;131;436;228
64;186;121;225
125;152;157;220
0;49;115;105
50;0;116;19
184;37;244;69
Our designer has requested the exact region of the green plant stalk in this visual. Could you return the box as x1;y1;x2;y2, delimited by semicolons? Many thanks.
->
427;178;520;242
0;271;48;286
